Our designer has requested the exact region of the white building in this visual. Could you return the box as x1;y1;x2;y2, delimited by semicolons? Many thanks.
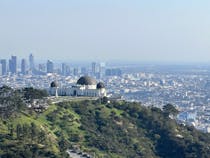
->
48;76;106;97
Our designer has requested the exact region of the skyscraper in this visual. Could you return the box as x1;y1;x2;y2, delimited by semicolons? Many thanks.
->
9;56;17;74
92;62;97;75
99;62;106;78
62;63;67;76
81;67;87;75
29;54;34;70
66;65;71;75
0;63;2;76
0;59;7;75
73;67;79;76
47;60;54;73
21;59;27;75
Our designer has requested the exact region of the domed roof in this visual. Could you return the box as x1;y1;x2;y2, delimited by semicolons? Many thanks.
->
97;82;105;89
50;81;59;87
77;76;97;85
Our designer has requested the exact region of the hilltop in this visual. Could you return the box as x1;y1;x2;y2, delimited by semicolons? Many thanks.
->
0;86;210;158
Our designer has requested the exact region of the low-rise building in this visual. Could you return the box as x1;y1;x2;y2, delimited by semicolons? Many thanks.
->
48;76;106;97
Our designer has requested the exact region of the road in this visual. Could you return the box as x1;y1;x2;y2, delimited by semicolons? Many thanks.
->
50;96;98;104
67;150;83;158
66;150;92;158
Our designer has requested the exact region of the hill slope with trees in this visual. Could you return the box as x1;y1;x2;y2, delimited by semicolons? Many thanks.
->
0;86;210;158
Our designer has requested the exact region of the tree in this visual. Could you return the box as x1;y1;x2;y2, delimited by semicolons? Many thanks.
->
23;87;48;101
8;124;14;137
102;96;109;104
163;104;179;118
30;122;38;141
38;130;46;144
16;124;22;139
22;124;30;139
59;135;69;152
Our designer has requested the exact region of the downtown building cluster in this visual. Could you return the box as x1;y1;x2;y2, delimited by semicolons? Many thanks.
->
0;54;122;78
0;54;122;91
0;54;34;75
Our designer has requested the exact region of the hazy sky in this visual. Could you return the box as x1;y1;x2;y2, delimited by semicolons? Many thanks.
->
0;0;210;62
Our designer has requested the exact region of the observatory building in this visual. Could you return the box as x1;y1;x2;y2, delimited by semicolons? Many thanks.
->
48;76;106;97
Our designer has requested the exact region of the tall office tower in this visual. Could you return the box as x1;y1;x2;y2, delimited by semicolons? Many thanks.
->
66;65;71;75
21;59;27;75
81;67;87;75
62;63;67;76
47;60;54;73
9;59;12;73
9;56;17;74
91;62;97;75
0;59;7;75
29;54;34;70
99;62;106;77
73;67;79;76
0;63;2;76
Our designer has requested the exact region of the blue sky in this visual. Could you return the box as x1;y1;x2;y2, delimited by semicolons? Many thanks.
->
0;0;210;62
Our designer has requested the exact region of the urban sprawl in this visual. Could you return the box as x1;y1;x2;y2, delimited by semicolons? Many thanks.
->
0;54;210;133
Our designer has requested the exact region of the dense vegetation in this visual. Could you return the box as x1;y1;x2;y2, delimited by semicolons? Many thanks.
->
58;101;210;158
0;86;210;157
22;87;48;101
0;86;48;119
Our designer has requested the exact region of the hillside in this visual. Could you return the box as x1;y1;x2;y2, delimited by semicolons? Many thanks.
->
0;87;210;157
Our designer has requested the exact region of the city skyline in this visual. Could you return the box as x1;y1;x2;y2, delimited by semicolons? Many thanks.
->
0;54;123;79
0;1;210;62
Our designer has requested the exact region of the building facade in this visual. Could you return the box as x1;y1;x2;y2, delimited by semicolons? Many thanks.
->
0;59;7;75
21;59;27;75
48;76;106;97
47;60;54;73
9;56;17;74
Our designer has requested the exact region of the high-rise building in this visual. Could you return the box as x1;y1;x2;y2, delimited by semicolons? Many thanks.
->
47;60;54;73
9;56;17;74
21;59;27;75
81;67;87;75
9;59;12;73
0;63;2;76
0;59;7;75
29;54;34;70
73;67;79;76
99;62;106;78
91;62;97;75
62;63;67;76
66;65;71;75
